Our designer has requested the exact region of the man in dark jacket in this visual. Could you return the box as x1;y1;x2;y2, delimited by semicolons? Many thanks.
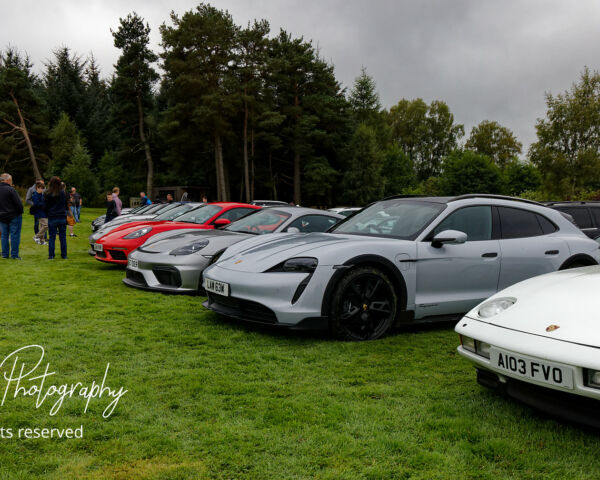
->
105;192;118;224
0;173;24;259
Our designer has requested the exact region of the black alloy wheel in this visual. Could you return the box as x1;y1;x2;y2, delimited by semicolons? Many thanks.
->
330;266;398;341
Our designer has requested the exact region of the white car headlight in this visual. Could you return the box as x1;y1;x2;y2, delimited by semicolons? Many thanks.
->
478;297;516;319
585;370;600;389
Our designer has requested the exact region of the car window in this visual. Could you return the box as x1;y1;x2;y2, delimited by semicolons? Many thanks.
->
537;214;558;234
154;204;196;221
590;208;600;227
333;200;444;239
218;207;255;222
175;205;222;224
226;209;291;234
555;207;593;229
286;215;339;233
433;206;492;241
498;207;545;239
145;204;167;214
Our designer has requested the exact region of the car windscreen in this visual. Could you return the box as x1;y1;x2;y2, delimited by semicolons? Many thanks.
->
332;200;445;239
143;203;171;214
174;205;222;224
131;204;154;214
225;209;291;234
154;204;198;221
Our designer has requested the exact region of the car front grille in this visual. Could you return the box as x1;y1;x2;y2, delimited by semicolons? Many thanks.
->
96;250;107;259
109;250;127;261
207;293;278;324
126;268;147;286
152;266;182;288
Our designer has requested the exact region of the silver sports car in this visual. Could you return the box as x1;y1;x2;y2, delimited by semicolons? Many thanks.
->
123;206;344;294
88;203;203;255
202;195;600;340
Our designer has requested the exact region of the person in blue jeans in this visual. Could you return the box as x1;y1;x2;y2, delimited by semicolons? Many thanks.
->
43;176;68;260
70;187;82;222
0;173;23;259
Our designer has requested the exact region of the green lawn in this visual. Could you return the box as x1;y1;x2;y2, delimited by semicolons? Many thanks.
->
0;209;598;479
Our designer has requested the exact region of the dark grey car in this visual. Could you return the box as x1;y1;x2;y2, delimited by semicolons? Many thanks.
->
123;206;344;294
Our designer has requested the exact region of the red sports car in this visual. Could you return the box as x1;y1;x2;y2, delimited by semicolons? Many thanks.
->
93;203;260;265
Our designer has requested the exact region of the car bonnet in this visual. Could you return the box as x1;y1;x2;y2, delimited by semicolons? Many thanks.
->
140;229;247;254
216;232;353;272
470;266;600;347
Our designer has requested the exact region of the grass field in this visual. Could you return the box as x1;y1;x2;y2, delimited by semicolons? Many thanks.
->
0;208;598;479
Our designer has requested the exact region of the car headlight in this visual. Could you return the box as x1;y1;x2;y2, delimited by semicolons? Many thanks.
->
123;227;153;239
478;297;516;318
170;239;209;255
283;257;318;272
265;257;318;273
459;335;491;359
585;369;600;389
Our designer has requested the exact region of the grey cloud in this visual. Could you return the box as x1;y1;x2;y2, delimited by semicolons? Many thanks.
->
2;0;599;151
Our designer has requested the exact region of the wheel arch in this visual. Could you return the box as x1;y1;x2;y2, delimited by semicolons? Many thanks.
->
559;253;598;270
320;254;408;317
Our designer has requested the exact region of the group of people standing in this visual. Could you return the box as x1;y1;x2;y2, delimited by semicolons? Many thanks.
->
0;173;81;260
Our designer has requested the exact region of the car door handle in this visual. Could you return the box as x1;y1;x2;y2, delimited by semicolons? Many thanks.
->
545;250;559;255
481;252;498;258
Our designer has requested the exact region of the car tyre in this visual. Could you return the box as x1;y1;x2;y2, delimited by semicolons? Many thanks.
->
329;266;398;341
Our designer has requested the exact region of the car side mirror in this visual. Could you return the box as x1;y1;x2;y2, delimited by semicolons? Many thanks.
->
213;218;231;229
431;229;467;248
286;227;300;234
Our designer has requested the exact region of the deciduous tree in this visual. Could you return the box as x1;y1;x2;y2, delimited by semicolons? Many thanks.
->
529;68;600;198
388;98;463;180
465;120;522;167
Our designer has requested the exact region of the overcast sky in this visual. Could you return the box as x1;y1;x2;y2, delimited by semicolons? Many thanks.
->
2;0;600;151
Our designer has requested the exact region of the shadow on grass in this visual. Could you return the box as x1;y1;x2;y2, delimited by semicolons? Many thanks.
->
201;310;459;343
201;311;331;342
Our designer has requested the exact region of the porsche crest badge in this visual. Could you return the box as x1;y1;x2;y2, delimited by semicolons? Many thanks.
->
545;324;560;332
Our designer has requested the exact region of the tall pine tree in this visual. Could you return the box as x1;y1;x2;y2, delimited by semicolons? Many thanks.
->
112;12;159;196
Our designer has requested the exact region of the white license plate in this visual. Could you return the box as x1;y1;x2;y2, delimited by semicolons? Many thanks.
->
204;278;229;296
128;258;138;269
490;347;574;389
93;243;103;252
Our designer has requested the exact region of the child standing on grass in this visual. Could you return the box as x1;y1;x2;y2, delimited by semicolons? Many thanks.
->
66;199;76;237
32;181;48;245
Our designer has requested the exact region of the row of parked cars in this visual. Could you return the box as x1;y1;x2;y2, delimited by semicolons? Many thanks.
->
89;195;600;427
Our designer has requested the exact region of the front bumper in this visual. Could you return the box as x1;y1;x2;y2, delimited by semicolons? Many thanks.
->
475;368;600;429
456;317;600;427
202;263;335;328
122;251;209;294
94;246;129;265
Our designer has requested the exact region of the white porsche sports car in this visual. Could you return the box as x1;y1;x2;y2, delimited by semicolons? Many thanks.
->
456;266;600;427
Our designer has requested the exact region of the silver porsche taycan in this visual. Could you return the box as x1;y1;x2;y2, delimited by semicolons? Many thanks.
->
123;206;343;294
202;195;600;340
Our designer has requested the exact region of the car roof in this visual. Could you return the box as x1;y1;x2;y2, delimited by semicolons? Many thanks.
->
544;201;600;206
259;206;344;218
383;194;543;207
206;202;258;208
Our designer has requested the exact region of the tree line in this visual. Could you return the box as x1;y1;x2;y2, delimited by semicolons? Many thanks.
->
1;3;599;206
